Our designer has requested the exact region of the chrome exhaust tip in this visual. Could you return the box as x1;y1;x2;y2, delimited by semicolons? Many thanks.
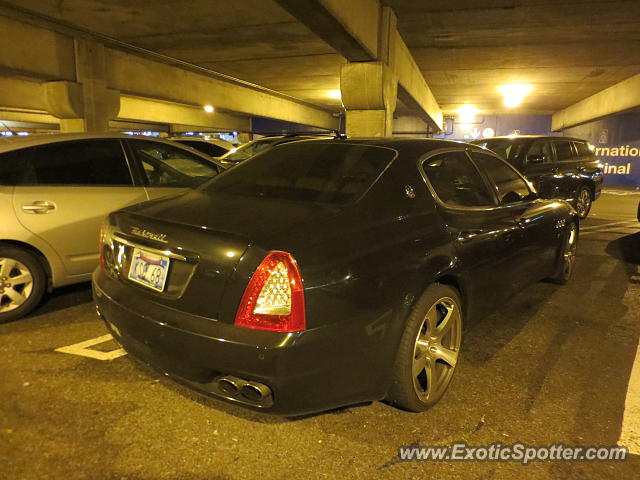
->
217;376;241;396
240;382;270;402
214;375;273;407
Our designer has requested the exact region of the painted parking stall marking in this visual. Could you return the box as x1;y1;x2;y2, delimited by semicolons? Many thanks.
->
619;336;640;455
55;334;127;361
580;220;638;235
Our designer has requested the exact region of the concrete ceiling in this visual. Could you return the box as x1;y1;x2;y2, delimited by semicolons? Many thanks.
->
4;0;640;118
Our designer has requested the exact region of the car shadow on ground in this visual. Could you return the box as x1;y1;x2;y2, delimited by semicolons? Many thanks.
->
605;232;640;266
29;282;93;318
462;281;557;366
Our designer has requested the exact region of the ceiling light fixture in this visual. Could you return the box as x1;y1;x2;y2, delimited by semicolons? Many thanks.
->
327;89;342;99
204;105;214;113
457;104;479;123
499;84;532;108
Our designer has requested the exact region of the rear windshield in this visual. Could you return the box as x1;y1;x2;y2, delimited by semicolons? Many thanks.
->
205;142;397;204
220;138;277;162
176;140;228;157
473;139;530;165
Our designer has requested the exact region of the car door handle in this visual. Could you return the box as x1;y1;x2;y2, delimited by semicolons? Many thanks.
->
21;201;56;214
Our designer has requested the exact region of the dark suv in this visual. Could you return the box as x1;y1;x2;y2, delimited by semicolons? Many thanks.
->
471;136;602;218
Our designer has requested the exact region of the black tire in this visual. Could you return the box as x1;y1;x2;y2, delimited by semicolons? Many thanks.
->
548;222;578;285
386;283;463;412
575;186;592;219
0;246;47;324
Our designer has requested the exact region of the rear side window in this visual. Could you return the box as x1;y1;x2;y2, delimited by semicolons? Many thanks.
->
0;139;132;186
177;140;228;157
207;142;396;204
553;140;575;161
422;151;495;207
129;139;219;188
222;139;275;162
470;152;532;204
573;141;592;157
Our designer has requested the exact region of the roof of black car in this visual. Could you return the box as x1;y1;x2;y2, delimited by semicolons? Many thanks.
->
288;136;470;151
472;135;588;142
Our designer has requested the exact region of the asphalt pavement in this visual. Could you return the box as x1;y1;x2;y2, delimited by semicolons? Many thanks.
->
1;190;640;479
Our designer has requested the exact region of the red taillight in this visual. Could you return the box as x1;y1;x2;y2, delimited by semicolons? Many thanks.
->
235;251;306;332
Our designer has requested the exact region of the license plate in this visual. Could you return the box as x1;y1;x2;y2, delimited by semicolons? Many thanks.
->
128;248;170;292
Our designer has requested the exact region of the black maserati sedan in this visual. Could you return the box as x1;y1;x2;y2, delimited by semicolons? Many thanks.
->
93;138;578;415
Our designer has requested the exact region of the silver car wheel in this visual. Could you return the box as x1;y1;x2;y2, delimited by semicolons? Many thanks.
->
0;257;34;313
576;188;591;219
563;225;578;277
412;297;462;402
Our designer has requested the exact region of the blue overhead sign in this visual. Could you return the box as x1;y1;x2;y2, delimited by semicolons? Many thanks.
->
562;114;640;187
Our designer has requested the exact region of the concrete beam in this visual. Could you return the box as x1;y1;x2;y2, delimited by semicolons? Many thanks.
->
118;96;250;132
0;12;337;131
275;0;443;131
0;15;75;80
0;77;46;110
393;31;443;131
552;74;640;130
275;0;379;61
0;109;59;126
106;49;334;130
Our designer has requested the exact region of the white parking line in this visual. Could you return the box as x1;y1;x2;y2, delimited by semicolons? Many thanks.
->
620;337;640;455
580;220;636;232
580;221;637;236
55;334;127;361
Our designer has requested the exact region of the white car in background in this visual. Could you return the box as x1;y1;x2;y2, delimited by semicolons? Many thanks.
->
0;133;223;322
168;136;235;158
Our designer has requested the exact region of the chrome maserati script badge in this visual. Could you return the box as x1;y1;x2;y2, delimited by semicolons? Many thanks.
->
130;226;168;243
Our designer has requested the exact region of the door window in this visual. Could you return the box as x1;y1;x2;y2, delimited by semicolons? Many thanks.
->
0;139;132;186
422;151;495;208
553;140;575;161
526;141;553;163
129;139;219;188
470;152;532;204
572;141;592;157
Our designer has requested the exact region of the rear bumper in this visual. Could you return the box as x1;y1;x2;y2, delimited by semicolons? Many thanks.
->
92;269;387;415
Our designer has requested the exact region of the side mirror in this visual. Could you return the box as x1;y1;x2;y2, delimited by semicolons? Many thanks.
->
526;153;545;164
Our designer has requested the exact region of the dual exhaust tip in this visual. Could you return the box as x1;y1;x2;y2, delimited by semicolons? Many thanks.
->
216;375;273;408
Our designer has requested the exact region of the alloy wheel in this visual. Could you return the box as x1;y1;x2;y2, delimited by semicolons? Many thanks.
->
576;189;591;218
563;225;578;278
412;296;462;402
0;257;34;313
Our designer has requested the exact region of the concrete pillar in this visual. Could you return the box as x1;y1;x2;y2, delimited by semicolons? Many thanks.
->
237;133;251;143
340;62;397;137
43;39;120;132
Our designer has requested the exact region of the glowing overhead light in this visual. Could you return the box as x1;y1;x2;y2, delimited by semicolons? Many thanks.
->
327;89;342;99
499;84;532;108
204;105;214;113
457;104;479;123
